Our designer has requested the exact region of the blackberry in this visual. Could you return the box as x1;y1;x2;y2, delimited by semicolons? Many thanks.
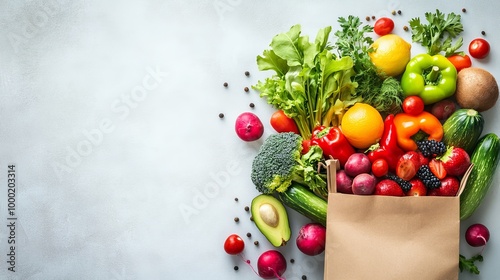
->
386;173;412;192
416;140;447;157
416;165;441;189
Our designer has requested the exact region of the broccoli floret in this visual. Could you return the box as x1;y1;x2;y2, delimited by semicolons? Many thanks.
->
251;132;328;198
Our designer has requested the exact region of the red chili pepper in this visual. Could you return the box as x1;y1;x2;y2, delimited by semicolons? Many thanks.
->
366;114;405;171
310;126;355;167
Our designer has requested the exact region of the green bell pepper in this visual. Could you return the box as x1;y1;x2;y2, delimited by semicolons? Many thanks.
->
401;53;457;105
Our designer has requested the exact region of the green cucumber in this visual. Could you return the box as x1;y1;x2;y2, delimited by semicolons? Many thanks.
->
460;133;500;220
277;183;327;226
442;109;484;154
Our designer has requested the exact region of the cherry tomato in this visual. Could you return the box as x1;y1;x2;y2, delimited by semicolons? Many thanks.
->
301;139;312;155
373;17;395;36
270;110;300;134
402;96;425;115
447;54;472;72
371;158;389;177
469;38;490;59
224;234;245;255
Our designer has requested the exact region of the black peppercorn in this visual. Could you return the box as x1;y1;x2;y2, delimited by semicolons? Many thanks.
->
244;206;249;211
244;87;249;92
219;113;224;119
245;71;250;76
462;8;467;13
246;232;251;238
254;241;259;246
234;266;239;271
234;217;239;222
249;103;255;108
223;82;228;87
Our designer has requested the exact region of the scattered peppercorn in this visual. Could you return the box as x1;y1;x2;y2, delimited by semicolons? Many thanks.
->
234;217;240;222
250;216;254;221
365;16;370;21
371;15;375;20
249;103;255;108
403;26;409;32
462;8;467;13
254;241;259;246
481;30;486;36
397;10;402;15
245;71;250;76
290;259;295;263
234;197;238;202
244;86;249;92
234;266;239;271
246;232;252;238
219;113;224;119
391;10;396;15
223;82;228;87
244;206;249;211
302;276;307;280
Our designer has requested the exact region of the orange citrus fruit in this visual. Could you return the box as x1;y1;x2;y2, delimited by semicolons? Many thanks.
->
369;34;411;77
341;103;384;149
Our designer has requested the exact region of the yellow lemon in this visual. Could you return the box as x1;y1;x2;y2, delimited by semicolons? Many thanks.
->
369;34;411;77
341;103;384;149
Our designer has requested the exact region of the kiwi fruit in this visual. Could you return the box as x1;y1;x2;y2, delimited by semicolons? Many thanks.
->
455;67;499;112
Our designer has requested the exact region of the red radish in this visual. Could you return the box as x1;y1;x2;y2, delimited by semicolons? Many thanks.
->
257;250;287;279
235;112;264;142
336;170;353;194
344;153;372;177
466;223;490;247
296;223;326;256
352;173;376;195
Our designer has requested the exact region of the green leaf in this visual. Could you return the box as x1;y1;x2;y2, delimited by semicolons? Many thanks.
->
459;254;483;275
256;49;289;76
271;24;303;67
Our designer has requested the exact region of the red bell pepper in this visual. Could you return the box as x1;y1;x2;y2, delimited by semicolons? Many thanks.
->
367;114;405;171
310;126;355;167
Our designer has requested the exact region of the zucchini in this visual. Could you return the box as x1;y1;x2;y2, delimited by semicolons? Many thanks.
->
442;109;484;154
277;183;327;226
460;133;500;220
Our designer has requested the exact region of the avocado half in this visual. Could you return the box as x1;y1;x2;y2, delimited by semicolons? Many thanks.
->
251;194;291;247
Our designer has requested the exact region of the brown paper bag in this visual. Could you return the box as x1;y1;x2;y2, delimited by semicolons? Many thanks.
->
324;159;470;280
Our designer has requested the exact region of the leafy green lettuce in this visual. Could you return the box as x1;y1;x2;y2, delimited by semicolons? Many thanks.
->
253;24;358;139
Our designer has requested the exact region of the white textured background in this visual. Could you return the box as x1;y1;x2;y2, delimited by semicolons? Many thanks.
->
0;0;499;279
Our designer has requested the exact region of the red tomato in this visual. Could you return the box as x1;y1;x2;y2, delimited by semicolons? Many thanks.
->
270;110;300;134
301;139;312;155
447;54;472;72
224;234;245;255
469;38;490;59
371;158;389;177
373;17;395;36
402;96;425;115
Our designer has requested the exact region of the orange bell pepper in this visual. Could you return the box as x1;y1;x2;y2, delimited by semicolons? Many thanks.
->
393;111;443;151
